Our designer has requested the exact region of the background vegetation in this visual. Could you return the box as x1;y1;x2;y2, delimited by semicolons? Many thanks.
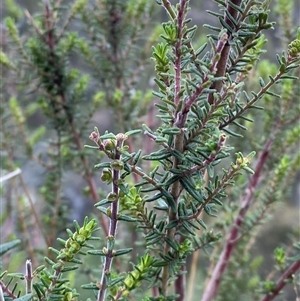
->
1;0;300;301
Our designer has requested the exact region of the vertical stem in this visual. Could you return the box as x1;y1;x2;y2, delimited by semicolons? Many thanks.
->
207;0;242;104
161;131;184;295
161;0;188;294
97;136;125;301
174;0;186;106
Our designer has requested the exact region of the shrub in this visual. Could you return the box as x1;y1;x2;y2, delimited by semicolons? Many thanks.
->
1;1;299;301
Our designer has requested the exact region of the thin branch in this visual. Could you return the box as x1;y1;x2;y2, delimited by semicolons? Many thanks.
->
175;32;228;128
161;1;189;296
201;137;273;301
219;55;299;129
207;0;242;104
161;0;176;19
97;134;126;301
0;281;16;300
173;0;185;106
259;260;300;301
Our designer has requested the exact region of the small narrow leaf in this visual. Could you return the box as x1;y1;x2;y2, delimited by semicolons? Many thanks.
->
165;220;179;229
117;215;138;222
0;240;21;256
125;129;142;137
61;266;79;272
259;77;265;87
182;221;196;235
81;283;99;290
114;248;133;257
14;294;33;301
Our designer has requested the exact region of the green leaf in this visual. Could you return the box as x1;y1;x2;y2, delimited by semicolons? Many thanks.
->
99;133;116;140
207;164;214;178
81;283;99;290
14;294;33;301
117;215;138;222
165;220;179;229
87;250;107;256
181;221;196;235
114;248;133;257
44;257;55;266
161;189;176;212
125;129;142;137
61;266;79;272
6;272;25;279
109;276;125;286
265;90;281;98
144;193;163;202
132;149;142;165
222;127;243;137
180;177;203;202
195;43;207;57
258;77;265;87
164;238;179;251
94;162;111;169
161;127;181;135
242;166;255;174
142;149;171;160
219;17;233;33
153;261;168;267
154;199;169;211
0;239;21;256
196;218;207;229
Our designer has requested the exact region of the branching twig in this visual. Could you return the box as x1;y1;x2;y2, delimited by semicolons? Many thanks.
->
207;0;242;105
201;138;273;301
259;260;300;301
219;56;299;129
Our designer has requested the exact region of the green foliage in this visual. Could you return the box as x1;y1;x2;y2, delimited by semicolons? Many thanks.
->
0;218;98;301
0;240;21;257
1;1;299;301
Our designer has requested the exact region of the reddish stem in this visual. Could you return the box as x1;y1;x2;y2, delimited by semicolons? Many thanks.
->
201;138;273;301
173;0;186;106
207;0;242;105
259;260;300;301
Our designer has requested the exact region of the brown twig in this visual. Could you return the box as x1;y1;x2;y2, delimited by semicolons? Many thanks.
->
207;0;242;105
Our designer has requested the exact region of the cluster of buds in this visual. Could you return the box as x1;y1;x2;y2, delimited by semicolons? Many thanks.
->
288;39;300;58
58;218;97;261
231;151;255;174
122;254;154;296
89;128;129;162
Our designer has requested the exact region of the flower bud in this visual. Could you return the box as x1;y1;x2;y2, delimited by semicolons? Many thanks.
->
101;168;112;183
110;160;124;171
107;192;118;202
103;139;116;151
